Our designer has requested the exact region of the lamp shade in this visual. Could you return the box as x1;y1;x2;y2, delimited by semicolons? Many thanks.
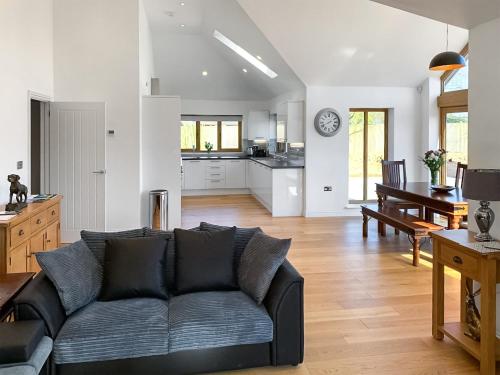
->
462;169;500;201
429;51;466;71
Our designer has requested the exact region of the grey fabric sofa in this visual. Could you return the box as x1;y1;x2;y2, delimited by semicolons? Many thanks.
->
13;231;304;375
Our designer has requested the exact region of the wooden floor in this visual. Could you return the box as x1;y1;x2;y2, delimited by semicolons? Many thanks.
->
182;194;483;375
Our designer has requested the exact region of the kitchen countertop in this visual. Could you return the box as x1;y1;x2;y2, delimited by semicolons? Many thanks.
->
181;155;304;169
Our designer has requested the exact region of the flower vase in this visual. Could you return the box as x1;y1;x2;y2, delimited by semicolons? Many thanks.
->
430;170;439;185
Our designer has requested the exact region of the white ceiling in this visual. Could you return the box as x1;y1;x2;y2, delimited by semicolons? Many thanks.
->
371;0;500;29
237;0;469;87
143;0;305;100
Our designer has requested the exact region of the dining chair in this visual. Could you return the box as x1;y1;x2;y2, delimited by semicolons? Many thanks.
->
380;160;424;234
456;162;468;228
427;162;468;228
455;162;467;188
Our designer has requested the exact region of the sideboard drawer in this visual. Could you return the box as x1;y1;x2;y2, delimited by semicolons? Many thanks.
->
438;243;479;278
10;220;31;248
47;203;60;223
30;210;47;234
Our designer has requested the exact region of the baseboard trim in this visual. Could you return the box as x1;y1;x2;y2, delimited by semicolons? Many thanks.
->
182;188;251;196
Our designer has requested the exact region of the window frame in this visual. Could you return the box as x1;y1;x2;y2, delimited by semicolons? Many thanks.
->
181;120;242;152
439;105;468;184
438;43;469;184
348;108;389;204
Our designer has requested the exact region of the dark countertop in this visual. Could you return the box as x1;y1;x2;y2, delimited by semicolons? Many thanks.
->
249;157;304;169
181;155;304;169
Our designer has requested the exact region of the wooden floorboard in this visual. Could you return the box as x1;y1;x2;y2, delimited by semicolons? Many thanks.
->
181;194;484;374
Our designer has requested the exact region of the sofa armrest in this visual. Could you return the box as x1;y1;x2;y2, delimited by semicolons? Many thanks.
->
263;259;304;366
13;272;66;339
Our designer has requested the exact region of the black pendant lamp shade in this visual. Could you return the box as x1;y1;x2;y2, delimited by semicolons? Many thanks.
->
429;51;466;71
429;24;466;71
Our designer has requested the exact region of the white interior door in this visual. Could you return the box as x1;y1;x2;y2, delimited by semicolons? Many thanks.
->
48;102;105;242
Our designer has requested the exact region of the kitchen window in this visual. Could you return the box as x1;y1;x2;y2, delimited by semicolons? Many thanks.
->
181;116;242;152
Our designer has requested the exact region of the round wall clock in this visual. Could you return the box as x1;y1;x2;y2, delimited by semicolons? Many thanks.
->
314;108;342;137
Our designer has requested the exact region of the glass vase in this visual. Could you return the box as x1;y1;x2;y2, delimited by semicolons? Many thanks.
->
430;170;439;185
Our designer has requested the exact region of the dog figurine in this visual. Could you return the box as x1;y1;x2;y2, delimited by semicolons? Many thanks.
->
7;174;28;204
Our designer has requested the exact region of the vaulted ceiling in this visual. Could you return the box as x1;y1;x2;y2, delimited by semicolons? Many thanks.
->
143;0;469;98
371;0;500;29
143;0;305;100
238;0;469;87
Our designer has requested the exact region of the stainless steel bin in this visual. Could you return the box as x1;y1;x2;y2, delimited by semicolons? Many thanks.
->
149;189;168;230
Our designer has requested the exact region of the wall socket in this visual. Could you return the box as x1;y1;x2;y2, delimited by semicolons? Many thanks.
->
17;161;23;170
324;186;332;192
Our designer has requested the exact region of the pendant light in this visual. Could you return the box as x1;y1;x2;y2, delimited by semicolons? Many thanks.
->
429;24;466;71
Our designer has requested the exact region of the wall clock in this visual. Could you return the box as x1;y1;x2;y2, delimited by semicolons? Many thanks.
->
314;108;342;137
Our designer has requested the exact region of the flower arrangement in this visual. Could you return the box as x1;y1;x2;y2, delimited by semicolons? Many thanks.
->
204;141;214;153
422;148;446;185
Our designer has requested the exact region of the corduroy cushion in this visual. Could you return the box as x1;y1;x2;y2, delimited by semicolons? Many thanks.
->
36;240;102;315
174;227;236;294
80;228;146;265
199;222;262;275
239;232;291;304
168;291;273;353
99;237;168;301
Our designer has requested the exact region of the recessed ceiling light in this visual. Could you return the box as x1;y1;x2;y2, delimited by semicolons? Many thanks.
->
180;1;185;5
213;30;278;79
202;71;208;76
256;55;262;60
242;68;248;73
180;24;185;27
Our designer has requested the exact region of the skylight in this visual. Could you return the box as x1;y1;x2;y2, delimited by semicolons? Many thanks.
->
213;30;278;79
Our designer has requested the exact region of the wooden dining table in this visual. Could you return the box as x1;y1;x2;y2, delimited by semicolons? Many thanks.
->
375;182;468;229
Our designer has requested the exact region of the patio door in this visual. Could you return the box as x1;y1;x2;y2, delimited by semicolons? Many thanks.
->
440;106;468;185
349;109;388;203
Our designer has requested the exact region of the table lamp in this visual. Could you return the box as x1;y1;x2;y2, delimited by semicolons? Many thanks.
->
462;169;500;241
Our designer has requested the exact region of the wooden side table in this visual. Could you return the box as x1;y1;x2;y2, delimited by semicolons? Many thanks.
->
0;272;35;321
431;230;500;375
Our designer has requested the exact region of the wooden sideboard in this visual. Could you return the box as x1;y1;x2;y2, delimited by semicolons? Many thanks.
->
0;196;62;275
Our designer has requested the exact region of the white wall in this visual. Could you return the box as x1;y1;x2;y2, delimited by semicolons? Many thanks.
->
468;17;500;238
305;86;422;217
141;96;181;229
53;0;141;231
139;0;155;96
419;77;441;181
0;0;54;203
181;99;269;139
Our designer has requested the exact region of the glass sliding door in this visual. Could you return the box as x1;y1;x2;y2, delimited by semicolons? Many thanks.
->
349;109;388;203
440;107;468;185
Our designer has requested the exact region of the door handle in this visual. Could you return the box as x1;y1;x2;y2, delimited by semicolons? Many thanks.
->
92;170;106;174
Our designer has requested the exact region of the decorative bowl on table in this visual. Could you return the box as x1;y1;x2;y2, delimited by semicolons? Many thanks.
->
430;185;456;193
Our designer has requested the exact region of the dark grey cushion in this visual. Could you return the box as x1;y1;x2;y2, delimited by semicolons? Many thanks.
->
80;228;146;265
174;228;237;294
168;291;273;353
239;232;291;304
144;229;176;290
36;240;102;315
199;222;262;274
53;298;169;364
99;237;168;301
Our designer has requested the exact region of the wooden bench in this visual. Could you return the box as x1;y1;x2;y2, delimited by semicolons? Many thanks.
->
361;204;445;266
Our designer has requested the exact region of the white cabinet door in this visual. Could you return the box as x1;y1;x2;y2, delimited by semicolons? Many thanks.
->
184;160;206;189
226;160;246;188
262;165;273;209
286;101;304;143
247;111;270;140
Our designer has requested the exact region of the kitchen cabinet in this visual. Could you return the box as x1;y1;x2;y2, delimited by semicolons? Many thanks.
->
247;110;270;140
275;101;304;144
225;160;246;188
184;160;206;189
